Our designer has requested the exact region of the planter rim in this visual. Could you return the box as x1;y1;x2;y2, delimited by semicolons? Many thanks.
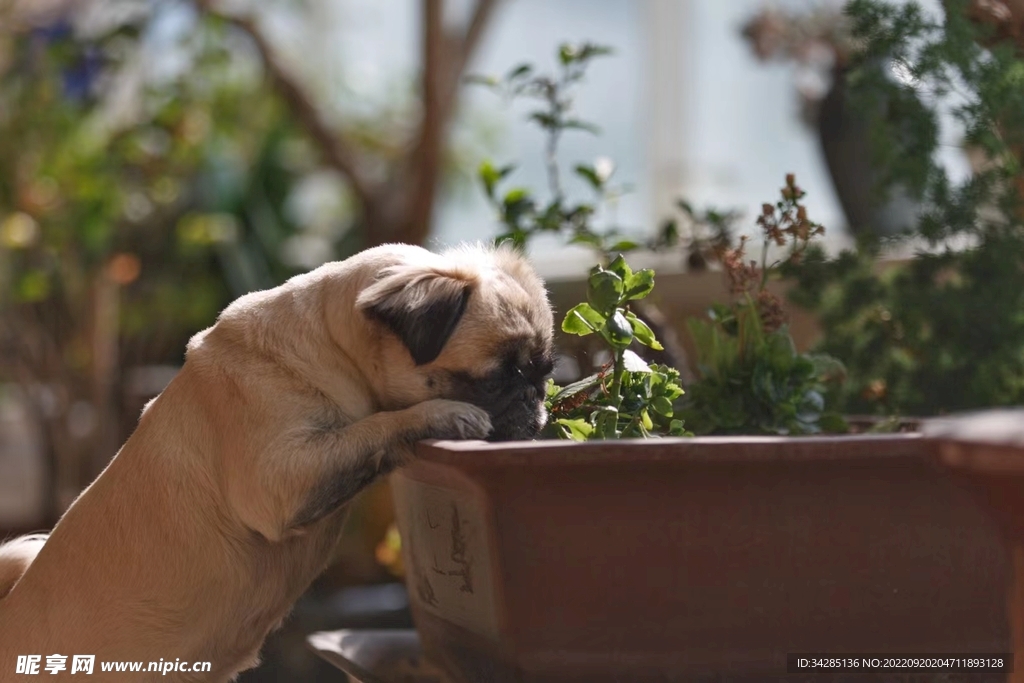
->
926;408;1024;474
413;432;924;468
924;407;1024;447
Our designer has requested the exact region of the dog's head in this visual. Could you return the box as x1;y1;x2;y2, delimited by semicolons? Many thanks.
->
356;242;557;440
355;243;554;441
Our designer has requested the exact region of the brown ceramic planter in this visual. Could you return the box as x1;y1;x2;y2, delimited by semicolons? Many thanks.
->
390;434;1009;682
928;409;1024;683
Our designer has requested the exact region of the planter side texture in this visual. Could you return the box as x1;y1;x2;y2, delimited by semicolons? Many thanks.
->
392;435;1009;683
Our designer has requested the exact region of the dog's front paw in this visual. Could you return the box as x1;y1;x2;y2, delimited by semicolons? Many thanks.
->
415;399;492;441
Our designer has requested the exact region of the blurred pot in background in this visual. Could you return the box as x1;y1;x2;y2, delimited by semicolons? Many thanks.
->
742;4;926;239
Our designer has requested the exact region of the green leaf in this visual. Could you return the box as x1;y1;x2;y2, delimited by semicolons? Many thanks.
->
624;269;655;300
562;312;595;337
502;187;535;225
529;111;559;130
818;412;850;434
609;239;640;252
592;405;620;439
607;253;632;280
479;161;515;199
535;201;564;231
561;303;605;336
464;74;499;88
545;378;560;399
764;328;798;366
494;230;527;249
634;371;653;397
575;164;603;191
736;304;765;356
687;316;739;378
557;418;593;441
549;373;601;406
587;268;624;314
580;44;614;59
708;303;734;323
479;161;499;197
625;311;664;350
563;119;601;135
808;353;847;383
503;187;530;205
569;231;605;249
506;63;533;80
656;219;679;248
601;310;634;349
652;395;674;417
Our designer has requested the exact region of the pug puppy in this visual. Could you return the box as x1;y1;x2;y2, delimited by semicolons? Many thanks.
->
0;243;554;681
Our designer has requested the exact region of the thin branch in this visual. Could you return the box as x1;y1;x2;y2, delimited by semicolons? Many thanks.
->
197;1;376;207
438;0;499;123
199;0;500;247
423;0;444;146
393;0;500;246
461;0;499;68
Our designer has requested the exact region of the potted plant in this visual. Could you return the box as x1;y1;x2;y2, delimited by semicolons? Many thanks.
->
741;4;924;239
784;0;1024;419
675;175;853;437
389;43;1010;683
926;408;1024;680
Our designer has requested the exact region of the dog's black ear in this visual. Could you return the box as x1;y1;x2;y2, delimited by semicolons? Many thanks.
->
357;264;474;365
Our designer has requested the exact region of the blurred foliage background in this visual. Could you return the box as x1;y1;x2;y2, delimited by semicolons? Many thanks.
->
1;3;292;516
0;0;496;522
0;3;496;677
7;0;1024;679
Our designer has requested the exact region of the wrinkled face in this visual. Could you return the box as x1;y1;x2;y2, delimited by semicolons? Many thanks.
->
356;244;555;442
421;260;555;441
436;336;554;441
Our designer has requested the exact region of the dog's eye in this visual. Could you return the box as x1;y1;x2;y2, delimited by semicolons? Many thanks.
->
519;353;554;383
481;373;505;394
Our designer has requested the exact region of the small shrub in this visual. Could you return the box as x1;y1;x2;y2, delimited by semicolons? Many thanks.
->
679;175;848;435
545;254;689;440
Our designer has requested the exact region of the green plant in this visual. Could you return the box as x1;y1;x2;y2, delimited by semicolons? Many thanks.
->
544;254;689;440
467;43;692;440
471;42;738;261
679;175;847;435
784;0;1024;416
470;42;636;255
0;10;309;509
470;40;740;422
657;202;741;271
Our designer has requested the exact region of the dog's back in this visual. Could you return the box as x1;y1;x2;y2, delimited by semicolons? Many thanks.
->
0;534;47;599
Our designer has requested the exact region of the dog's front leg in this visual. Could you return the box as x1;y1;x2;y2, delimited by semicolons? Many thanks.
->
278;399;490;533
